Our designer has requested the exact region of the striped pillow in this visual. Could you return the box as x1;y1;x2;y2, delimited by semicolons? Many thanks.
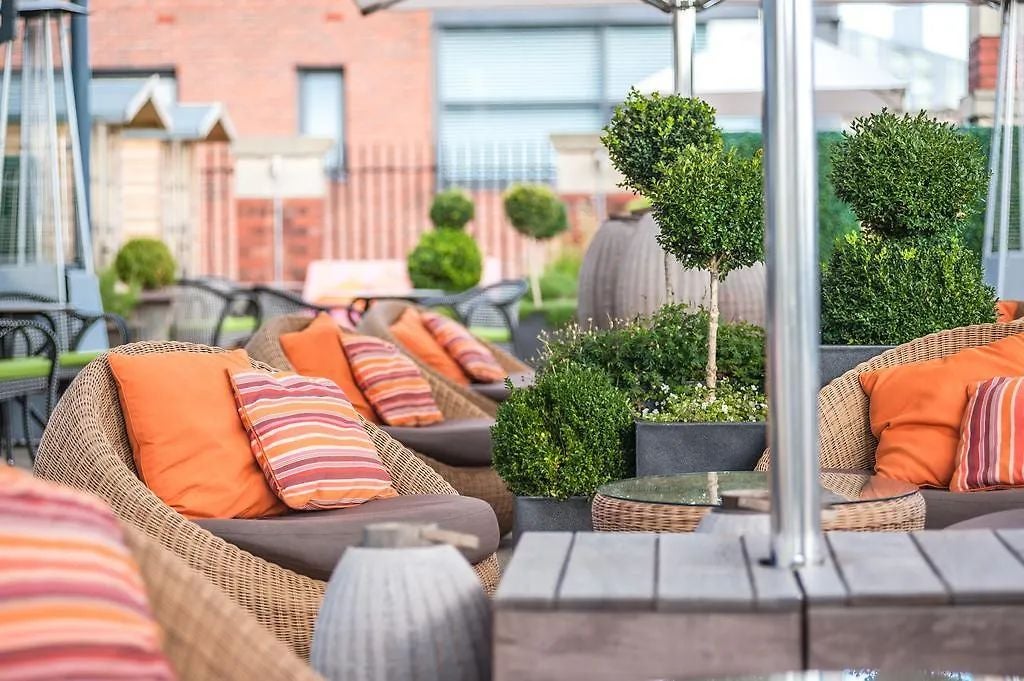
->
0;467;175;680
339;334;444;427
952;376;1024;492
230;371;397;510
420;311;506;384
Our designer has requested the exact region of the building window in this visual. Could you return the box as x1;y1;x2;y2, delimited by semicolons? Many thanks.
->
298;68;345;175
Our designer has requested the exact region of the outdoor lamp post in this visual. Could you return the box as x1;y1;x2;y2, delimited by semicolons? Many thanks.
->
639;0;724;96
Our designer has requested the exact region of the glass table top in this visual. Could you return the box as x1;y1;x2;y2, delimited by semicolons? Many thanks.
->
597;471;919;508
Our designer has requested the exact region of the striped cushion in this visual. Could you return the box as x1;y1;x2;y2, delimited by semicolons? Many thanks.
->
420;311;506;384
339;334;444;427
0;467;175;680
952;376;1024;492
230;371;397;511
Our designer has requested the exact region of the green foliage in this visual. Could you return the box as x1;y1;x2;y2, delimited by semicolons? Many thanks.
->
821;231;997;345
540;304;765;406
538;249;583;300
99;267;139;318
640;379;768;424
114;238;176;290
830;110;989;239
492;363;634;499
648;145;765;277
503;184;569;241
407;229;483;293
602;88;721;194
429;188;475;230
521;298;578;329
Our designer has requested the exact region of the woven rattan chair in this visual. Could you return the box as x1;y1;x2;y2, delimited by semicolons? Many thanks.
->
121;523;322;680
33;341;500;659
755;319;1024;474
358;300;533;416
246;314;514;535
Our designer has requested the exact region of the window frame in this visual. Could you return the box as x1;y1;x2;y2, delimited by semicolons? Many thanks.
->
296;66;347;178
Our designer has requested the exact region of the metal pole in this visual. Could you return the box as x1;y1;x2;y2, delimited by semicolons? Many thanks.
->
996;0;1019;300
44;14;67;303
59;14;93;274
763;0;823;568
71;0;90;222
16;19;30;265
672;2;696;96
983;0;1013;262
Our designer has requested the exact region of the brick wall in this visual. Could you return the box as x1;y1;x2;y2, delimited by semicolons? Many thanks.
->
970;36;1000;94
236;197;324;283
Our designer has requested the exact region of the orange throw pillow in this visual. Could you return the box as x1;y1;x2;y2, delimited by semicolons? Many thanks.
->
388;307;469;386
421;311;507;383
997;300;1021;323
860;333;1024;488
109;349;286;519
280;312;379;423
952;376;1024;492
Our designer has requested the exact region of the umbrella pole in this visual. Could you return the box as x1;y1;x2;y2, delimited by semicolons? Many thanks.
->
763;0;824;568
672;2;696;96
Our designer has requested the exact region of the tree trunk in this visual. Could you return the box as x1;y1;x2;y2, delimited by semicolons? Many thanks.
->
529;239;543;307
663;252;675;303
706;260;720;393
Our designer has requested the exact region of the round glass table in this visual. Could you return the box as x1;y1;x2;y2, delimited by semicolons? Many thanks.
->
592;470;925;533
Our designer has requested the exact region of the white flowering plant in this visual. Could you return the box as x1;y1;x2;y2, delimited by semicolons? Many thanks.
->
639;379;767;424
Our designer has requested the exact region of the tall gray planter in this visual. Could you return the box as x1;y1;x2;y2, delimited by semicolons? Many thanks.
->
131;289;174;341
513;496;592;540
513;311;550;365
635;421;767;477
819;345;894;387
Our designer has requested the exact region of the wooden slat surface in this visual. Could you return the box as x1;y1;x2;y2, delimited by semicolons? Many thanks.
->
558;532;657;610
657;534;754;612
913;530;1024;605
495;532;574;609
827;532;947;605
743;534;803;611
997;529;1024;562
795;544;848;606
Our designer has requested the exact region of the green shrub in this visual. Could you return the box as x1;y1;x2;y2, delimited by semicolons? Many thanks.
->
640;379;768;423
492;363;634;499
407;229;483;293
540;304;765;406
821;231;997;345
602;88;721;194
521;298;577;329
99;267;139;318
830;110;989;239
429;188;475;230
538;249;583;301
114;238;176;290
503;184;568;241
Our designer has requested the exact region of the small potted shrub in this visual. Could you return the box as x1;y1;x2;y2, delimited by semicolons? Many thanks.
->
408;190;483;293
492;363;634;536
821;110;995;383
503;184;569;307
113;238;177;340
429;188;475;230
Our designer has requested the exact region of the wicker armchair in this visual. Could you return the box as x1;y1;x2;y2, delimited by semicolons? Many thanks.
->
246;314;514;535
756;319;1024;473
33;341;500;659
122;524;322;680
358;300;533;417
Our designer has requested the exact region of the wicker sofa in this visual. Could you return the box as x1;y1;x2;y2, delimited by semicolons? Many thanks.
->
756;319;1024;528
246;314;514;535
357;300;534;416
33;341;501;659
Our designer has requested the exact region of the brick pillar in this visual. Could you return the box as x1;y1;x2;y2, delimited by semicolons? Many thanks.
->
965;6;1003;124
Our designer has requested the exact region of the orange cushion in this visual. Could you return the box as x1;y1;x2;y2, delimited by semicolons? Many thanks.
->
340;334;444;427
997;300;1021;323
952;376;1024;492
280;312;379;424
421;311;507;383
860;333;1024;488
388;307;469;386
109;349;287;520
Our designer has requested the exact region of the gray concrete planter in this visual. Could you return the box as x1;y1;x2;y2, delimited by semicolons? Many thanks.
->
131;289;174;341
514;496;592;540
819;345;894;387
513;311;551;365
635;421;767;476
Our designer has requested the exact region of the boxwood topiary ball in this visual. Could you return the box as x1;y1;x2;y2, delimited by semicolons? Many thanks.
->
406;229;483;293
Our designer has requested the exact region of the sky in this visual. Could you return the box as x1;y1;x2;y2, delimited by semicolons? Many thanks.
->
838;5;969;61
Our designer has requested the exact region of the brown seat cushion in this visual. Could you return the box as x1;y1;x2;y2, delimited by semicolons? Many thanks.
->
196;494;499;581
947;509;1024;530
382;418;495;467
471;371;535;402
920;487;1024;529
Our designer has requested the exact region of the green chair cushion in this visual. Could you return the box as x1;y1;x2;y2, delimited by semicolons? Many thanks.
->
0;357;53;381
59;350;104;369
221;316;257;334
470;326;511;344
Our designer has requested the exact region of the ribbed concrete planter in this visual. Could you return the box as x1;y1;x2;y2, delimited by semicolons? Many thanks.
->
514;311;551;365
513;496;592;540
819;345;894;387
635;421;767;476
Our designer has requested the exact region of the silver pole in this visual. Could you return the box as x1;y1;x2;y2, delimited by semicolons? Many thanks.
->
59;14;94;275
983;0;1013;262
996;0;1019;300
763;0;823;567
16;20;30;265
44;13;68;303
672;3;696;96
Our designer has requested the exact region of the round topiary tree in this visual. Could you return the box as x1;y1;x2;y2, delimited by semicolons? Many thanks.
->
407;229;483;293
114;238;177;290
492;362;634;500
647;145;765;392
503;183;568;306
429;188;475;230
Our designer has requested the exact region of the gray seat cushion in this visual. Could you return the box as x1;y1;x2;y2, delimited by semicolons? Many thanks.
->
947;509;1024;530
382;418;495;467
196;494;499;581
472;371;535;402
920;487;1024;529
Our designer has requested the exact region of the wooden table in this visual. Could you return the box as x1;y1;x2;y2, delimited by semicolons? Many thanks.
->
494;530;1024;681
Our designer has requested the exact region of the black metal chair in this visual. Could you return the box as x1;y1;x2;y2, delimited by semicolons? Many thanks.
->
0;319;59;465
250;285;332;326
171;279;259;348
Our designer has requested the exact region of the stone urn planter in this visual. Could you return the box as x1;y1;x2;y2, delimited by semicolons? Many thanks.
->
513;496;592;540
514;311;551;364
819;345;894;387
635;421;767;477
130;288;175;341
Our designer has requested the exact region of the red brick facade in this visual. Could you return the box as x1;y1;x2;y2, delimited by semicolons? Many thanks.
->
236;197;325;283
969;36;1000;94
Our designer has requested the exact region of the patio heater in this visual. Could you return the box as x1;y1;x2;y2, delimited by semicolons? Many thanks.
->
640;0;723;96
0;0;92;303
